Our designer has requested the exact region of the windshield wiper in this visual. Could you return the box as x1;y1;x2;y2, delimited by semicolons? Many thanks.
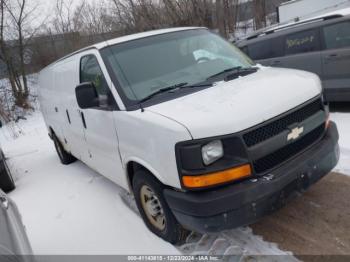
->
224;67;258;81
183;82;213;89
206;66;243;80
139;82;188;103
139;82;213;104
207;66;258;80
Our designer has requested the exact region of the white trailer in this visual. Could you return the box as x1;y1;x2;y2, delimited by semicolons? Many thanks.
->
278;0;350;23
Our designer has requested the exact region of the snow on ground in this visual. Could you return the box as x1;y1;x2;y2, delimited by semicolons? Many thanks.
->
0;113;297;258
331;112;350;175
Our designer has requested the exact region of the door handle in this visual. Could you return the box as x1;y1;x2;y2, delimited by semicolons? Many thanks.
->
80;111;87;129
324;54;338;64
325;54;338;60
66;109;71;124
271;60;281;65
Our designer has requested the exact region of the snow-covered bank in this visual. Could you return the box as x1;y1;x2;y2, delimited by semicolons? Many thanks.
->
0;113;296;258
331;112;350;175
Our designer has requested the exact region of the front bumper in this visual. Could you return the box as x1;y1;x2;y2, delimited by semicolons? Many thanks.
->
164;122;339;233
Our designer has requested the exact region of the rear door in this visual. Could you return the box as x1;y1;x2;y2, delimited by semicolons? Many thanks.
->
77;51;125;186
321;20;350;100
274;28;323;76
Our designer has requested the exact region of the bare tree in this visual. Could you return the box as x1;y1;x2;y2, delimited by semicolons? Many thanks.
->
253;0;267;30
109;0;216;34
6;0;29;102
1;0;44;109
73;0;113;36
53;0;77;34
0;0;27;108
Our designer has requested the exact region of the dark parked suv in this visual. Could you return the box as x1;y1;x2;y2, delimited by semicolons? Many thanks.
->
236;14;350;102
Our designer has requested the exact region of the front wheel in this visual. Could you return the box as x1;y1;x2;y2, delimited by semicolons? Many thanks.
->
133;169;189;244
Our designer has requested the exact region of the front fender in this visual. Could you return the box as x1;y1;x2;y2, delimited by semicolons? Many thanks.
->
114;110;192;190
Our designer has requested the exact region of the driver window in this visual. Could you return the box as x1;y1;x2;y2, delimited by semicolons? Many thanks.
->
80;55;109;96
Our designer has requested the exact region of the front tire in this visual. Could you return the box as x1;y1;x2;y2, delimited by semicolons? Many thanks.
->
133;169;189;244
53;135;76;165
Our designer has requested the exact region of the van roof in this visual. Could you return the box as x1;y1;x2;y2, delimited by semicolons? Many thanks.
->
42;27;203;71
93;27;203;49
235;9;350;44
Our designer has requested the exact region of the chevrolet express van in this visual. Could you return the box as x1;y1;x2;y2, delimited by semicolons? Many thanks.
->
235;13;350;102
39;27;339;244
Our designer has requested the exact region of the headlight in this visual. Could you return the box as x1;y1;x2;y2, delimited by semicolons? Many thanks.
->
201;140;224;165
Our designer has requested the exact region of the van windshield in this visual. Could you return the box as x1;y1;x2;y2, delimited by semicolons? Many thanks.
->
100;29;254;106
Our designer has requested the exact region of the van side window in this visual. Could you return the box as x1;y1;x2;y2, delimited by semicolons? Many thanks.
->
248;40;271;60
240;46;249;55
285;29;320;55
323;21;350;50
80;55;109;96
247;38;283;60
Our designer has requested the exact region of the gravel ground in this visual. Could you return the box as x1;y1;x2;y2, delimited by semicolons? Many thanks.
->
251;172;350;260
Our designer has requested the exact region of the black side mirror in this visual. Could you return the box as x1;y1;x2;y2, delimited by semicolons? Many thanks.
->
75;82;99;109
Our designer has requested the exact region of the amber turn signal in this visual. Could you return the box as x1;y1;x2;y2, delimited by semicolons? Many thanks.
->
182;164;252;188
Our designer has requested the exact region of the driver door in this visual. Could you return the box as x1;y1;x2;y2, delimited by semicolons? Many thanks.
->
77;51;125;186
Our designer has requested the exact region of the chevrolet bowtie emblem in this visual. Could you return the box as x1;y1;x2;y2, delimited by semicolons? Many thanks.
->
287;126;304;141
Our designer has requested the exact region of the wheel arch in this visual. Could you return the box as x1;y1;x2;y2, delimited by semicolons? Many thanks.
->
126;159;165;193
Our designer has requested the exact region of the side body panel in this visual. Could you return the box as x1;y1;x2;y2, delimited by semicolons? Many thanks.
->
266;51;322;76
52;58;88;160
115;110;192;189
321;47;350;100
320;19;350;100
38;68;64;138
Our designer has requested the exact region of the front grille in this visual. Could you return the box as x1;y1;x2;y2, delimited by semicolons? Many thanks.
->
253;124;325;173
243;98;323;147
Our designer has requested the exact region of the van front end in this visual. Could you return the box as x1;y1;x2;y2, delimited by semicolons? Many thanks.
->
164;97;339;233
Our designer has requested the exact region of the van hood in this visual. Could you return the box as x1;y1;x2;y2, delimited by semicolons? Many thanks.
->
147;67;322;139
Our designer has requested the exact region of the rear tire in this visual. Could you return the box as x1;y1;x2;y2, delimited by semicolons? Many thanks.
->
133;169;189;244
0;154;15;193
53;135;76;165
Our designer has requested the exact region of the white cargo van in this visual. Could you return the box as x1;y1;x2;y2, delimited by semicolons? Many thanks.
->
39;27;339;244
